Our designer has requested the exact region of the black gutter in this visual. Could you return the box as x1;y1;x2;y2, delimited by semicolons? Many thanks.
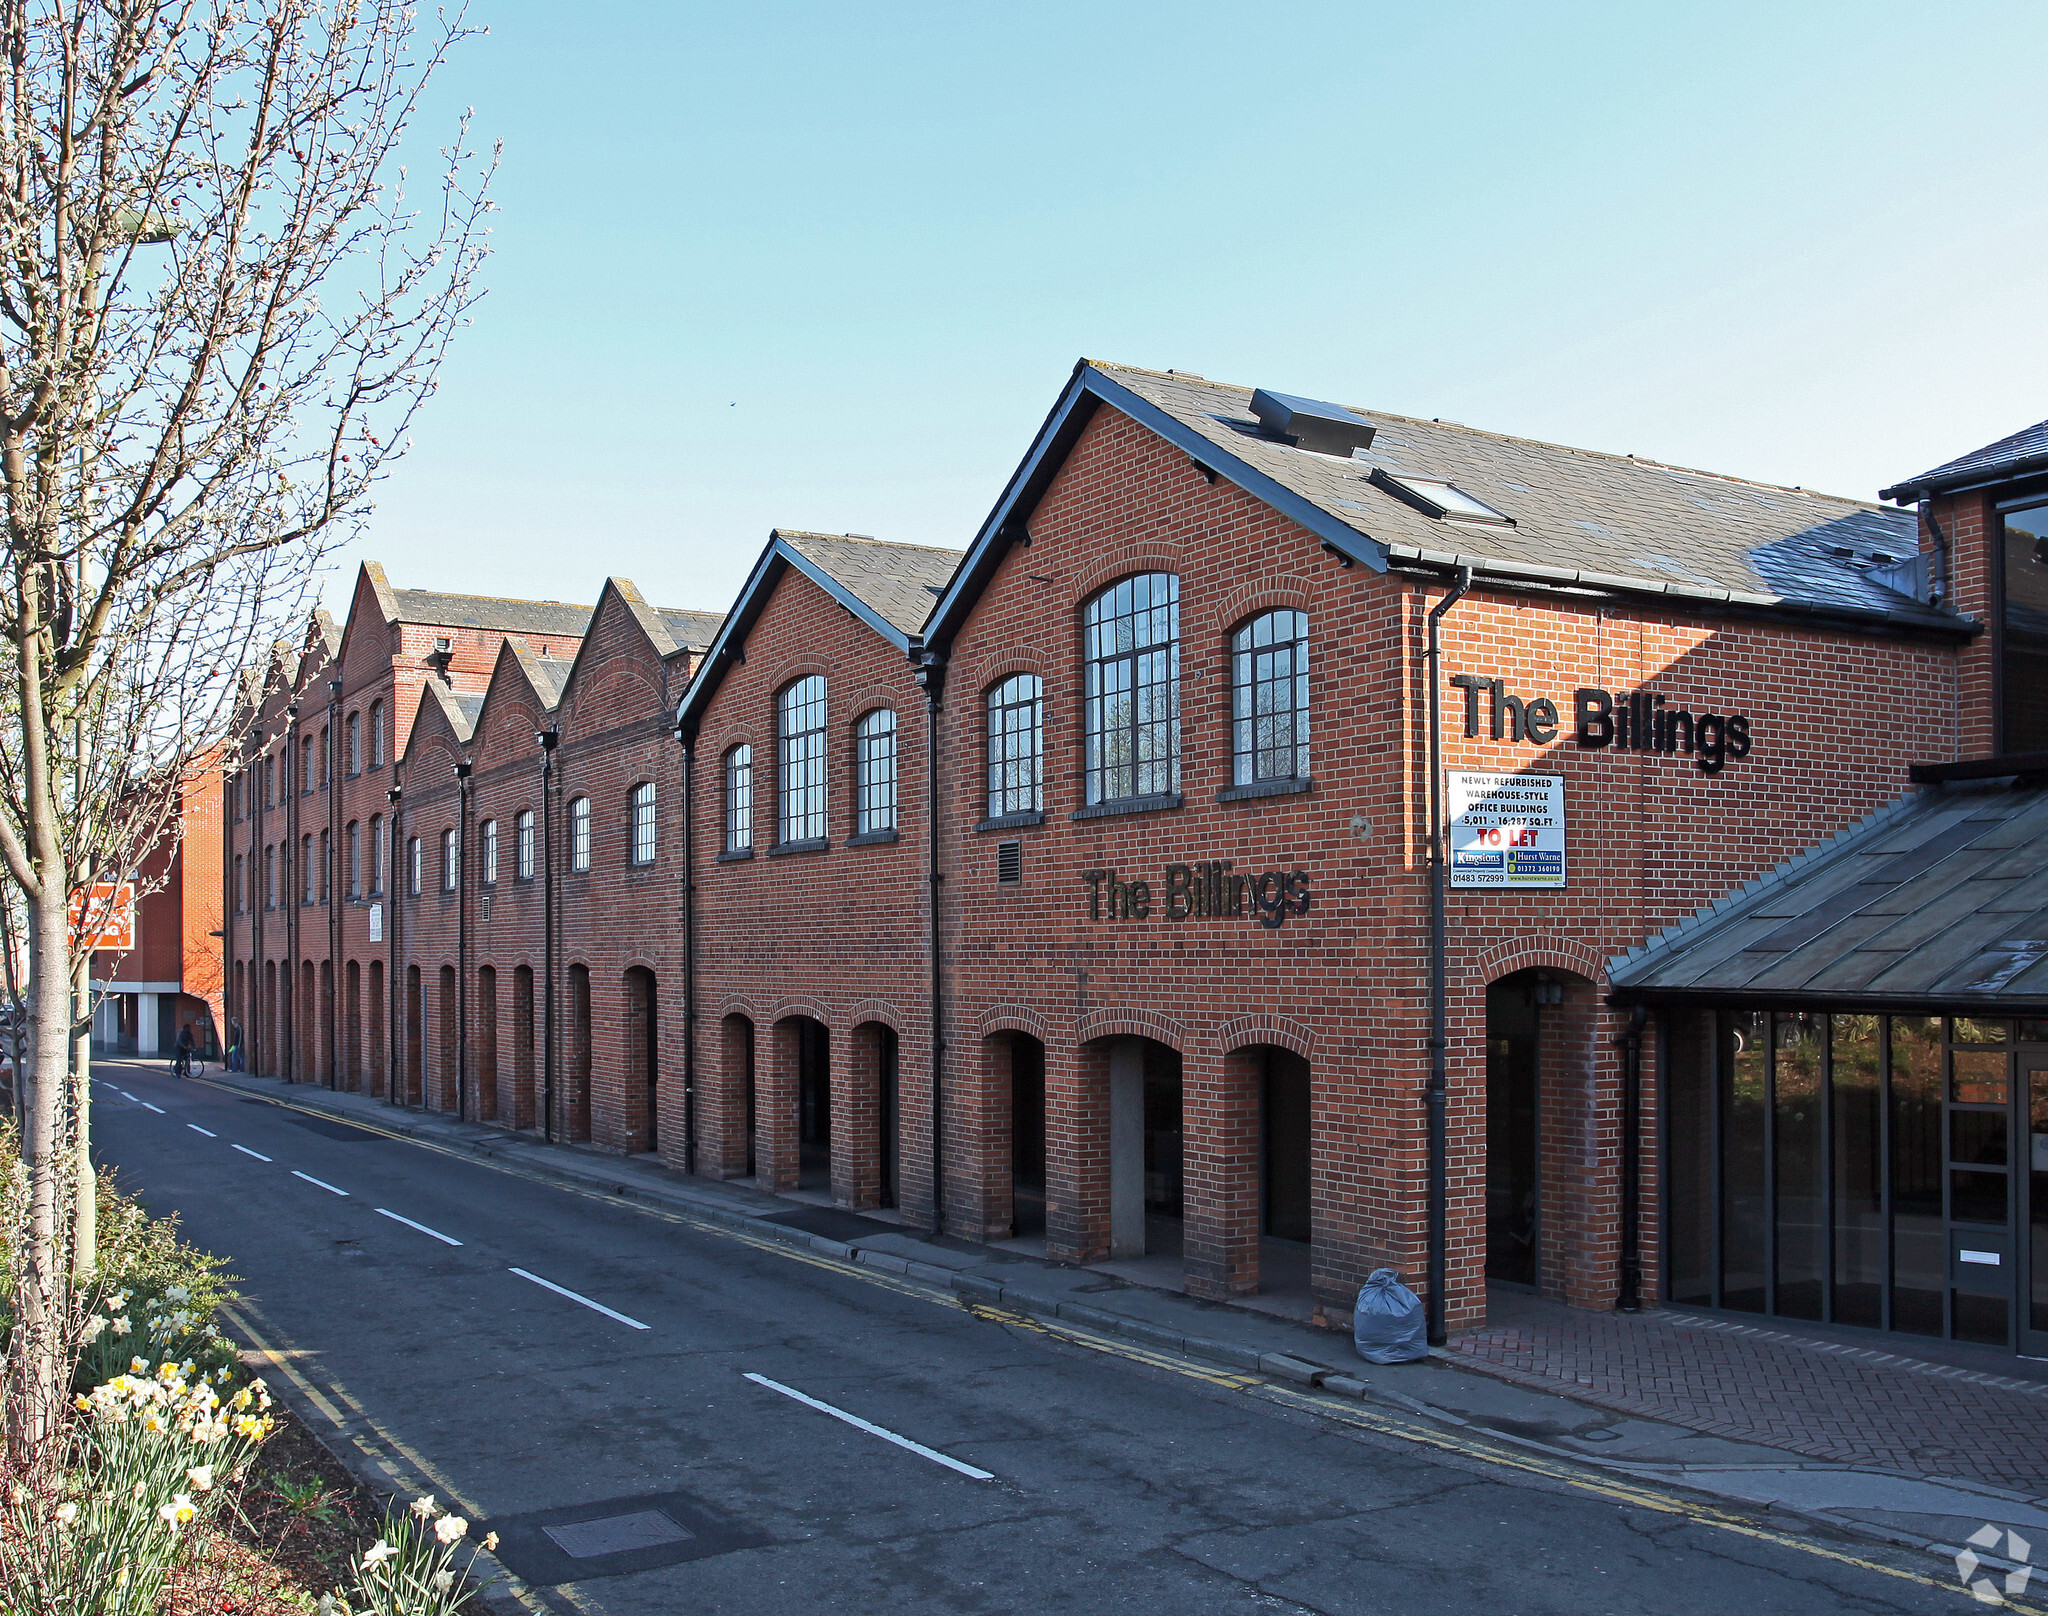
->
1424;565;1472;1348
1615;1004;1646;1313
915;644;947;1236
1607;986;2048;1017
1880;453;2048;505
538;728;558;1141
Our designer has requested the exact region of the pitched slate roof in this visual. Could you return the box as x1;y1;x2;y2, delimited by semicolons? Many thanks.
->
1608;778;2048;1011
927;362;1967;647
780;531;961;636
658;609;725;652
1109;363;1952;628
1880;418;2048;504
390;588;595;638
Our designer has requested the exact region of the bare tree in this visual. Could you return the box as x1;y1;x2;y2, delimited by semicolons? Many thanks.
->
0;0;493;1438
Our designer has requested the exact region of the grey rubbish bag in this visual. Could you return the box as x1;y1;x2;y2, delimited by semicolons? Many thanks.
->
1352;1268;1428;1364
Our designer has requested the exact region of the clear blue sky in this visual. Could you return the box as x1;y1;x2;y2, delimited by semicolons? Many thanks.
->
337;0;2048;618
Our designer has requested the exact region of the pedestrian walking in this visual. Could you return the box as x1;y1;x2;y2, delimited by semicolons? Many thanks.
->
227;1019;243;1072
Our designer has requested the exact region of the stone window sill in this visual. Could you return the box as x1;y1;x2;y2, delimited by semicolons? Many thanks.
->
846;828;900;847
767;837;831;857
1217;777;1313;803
977;810;1045;833
1071;792;1183;822
716;847;754;863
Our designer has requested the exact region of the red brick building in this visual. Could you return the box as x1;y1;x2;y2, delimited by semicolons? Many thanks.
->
223;362;2048;1356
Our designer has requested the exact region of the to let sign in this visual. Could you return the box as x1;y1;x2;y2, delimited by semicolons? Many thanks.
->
1448;772;1565;889
70;882;136;949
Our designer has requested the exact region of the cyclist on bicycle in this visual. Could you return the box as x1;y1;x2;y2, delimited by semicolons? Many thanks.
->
173;1021;195;1079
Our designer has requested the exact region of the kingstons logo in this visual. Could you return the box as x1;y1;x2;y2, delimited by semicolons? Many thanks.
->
1956;1523;2034;1606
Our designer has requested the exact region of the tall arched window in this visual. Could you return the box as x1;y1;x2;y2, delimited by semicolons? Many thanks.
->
516;809;535;880
985;675;1042;818
441;827;457;891
481;818;499;884
302;833;315;902
346;712;362;775
346;821;361;898
778;676;828;844
630;782;657;865
1083;573;1180;804
855;710;896;835
369;701;386;768
319;829;330;900
569;796;591;871
265;845;276;907
407;835;422;896
370;814;385;895
723;745;753;853
301;736;315;795
1231;610;1310;785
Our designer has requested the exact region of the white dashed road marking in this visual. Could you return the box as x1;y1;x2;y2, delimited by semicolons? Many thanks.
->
742;1372;995;1480
139;1102;165;1114
188;1125;217;1137
508;1267;647;1330
291;1170;349;1197
232;1145;272;1162
376;1209;462;1247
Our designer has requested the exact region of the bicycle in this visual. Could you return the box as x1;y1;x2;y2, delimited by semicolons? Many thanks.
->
168;1053;207;1080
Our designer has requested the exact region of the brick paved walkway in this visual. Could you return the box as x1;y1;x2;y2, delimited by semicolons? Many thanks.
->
1449;1296;2048;1495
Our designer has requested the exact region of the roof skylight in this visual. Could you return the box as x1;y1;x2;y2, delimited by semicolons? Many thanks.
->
1369;468;1514;526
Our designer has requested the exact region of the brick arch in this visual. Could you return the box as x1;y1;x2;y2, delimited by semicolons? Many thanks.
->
1071;550;1186;609
713;994;759;1022
709;728;760;758
846;997;908;1033
967;653;1049;698
1472;934;1607;986
1076;1006;1186;1051
766;996;833;1027
1214;1012;1317;1060
839;684;902;727
1209;576;1316;639
617;951;661;977
763;659;833;699
976;1003;1050;1042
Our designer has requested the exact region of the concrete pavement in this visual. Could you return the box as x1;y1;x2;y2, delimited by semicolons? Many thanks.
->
87;1059;2042;1613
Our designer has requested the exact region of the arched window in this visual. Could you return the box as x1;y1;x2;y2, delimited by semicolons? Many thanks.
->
1231;610;1310;785
441;827;457;891
407;836;422;896
777;676;828;844
265;845;276;907
985;675;1042;818
369;701;386;768
1083;573;1180;804
569;796;591;872
855;710;897;835
629;782;657;865
347;821;361;898
370;814;385;895
234;854;244;913
318;828;330;900
723;746;752;853
516;809;535;880
302;833;315;902
263;756;274;806
346;712;362;776
481;818;499;884
301;736;315;795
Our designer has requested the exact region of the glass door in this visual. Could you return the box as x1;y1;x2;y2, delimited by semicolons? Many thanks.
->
2027;1061;2048;1358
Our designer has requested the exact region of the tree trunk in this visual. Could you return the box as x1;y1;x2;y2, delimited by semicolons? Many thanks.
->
70;958;94;1278
15;894;73;1442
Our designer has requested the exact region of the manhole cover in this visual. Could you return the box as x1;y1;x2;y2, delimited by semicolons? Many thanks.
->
543;1510;693;1559
483;1490;766;1585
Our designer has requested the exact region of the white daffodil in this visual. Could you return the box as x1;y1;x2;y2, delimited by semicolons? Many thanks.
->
53;1502;77;1526
431;1571;455;1592
186;1465;214;1492
410;1494;437;1519
157;1493;195;1528
360;1538;398;1571
434;1514;468;1544
482;1531;499;1551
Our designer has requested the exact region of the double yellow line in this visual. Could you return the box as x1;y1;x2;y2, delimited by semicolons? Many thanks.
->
197;1077;2039;1615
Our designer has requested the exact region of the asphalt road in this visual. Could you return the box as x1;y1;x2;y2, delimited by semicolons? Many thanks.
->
87;1059;1997;1616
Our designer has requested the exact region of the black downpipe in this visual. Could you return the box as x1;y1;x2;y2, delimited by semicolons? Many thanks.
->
538;729;557;1141
455;761;472;1121
1616;1003;1648;1311
327;682;342;1089
917;652;946;1237
679;727;698;1175
386;781;403;1105
1425;565;1473;1347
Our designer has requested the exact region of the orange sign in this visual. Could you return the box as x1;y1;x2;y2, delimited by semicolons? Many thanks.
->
69;883;135;950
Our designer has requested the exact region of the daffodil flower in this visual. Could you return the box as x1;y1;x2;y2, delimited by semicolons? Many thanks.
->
360;1538;397;1571
434;1513;468;1544
410;1494;437;1519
